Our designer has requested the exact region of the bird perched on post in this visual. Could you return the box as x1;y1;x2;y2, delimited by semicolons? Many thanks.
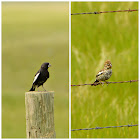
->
91;60;112;86
29;62;51;91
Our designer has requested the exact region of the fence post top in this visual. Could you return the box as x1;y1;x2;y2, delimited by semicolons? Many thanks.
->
25;91;54;94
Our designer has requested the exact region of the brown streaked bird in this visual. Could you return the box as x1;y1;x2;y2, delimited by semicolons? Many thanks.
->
92;60;112;85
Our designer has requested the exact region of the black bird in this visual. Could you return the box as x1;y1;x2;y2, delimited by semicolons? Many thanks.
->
29;62;51;91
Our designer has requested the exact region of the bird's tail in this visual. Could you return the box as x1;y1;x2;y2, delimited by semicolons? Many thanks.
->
91;79;99;86
29;85;35;91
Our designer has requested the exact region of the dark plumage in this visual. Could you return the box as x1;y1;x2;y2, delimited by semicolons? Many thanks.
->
29;62;51;91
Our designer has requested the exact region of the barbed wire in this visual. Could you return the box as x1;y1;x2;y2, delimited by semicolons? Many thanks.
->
71;9;138;15
71;124;138;131
71;80;138;86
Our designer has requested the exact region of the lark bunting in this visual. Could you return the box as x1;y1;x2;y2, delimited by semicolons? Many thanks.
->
92;60;112;85
29;62;51;91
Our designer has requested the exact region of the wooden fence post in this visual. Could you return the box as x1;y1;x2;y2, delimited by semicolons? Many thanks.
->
25;91;56;138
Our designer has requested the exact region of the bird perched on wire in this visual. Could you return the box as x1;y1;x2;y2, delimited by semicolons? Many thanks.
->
91;60;112;86
29;62;51;91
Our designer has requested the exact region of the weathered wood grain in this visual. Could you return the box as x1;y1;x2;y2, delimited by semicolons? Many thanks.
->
25;91;56;138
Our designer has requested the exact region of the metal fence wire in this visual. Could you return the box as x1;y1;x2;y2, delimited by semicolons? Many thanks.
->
71;9;138;15
71;80;138;86
71;124;138;131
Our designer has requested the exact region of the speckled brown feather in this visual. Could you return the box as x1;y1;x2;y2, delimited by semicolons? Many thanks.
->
93;60;112;84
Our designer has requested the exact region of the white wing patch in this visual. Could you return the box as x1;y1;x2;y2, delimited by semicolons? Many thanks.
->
96;71;103;77
33;73;40;83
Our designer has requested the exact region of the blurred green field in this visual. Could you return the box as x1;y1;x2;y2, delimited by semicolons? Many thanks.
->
2;2;69;138
71;2;138;138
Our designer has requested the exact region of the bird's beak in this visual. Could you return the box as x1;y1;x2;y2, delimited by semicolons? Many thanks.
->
48;64;51;67
110;64;112;67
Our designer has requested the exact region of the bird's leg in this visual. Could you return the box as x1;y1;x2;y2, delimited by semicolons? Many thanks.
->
104;81;109;86
42;85;46;92
102;81;104;86
37;87;40;92
98;81;102;85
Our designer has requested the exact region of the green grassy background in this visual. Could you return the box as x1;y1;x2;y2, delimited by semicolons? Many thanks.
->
2;2;69;138
71;2;138;138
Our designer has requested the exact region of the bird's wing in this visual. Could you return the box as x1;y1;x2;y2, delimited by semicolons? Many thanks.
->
33;72;40;83
96;69;104;77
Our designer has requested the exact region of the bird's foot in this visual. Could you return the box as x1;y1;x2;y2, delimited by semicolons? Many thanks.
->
105;81;109;86
42;85;47;92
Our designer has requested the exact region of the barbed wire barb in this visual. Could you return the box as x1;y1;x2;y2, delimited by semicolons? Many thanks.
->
71;124;138;131
71;9;138;15
71;80;138;87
